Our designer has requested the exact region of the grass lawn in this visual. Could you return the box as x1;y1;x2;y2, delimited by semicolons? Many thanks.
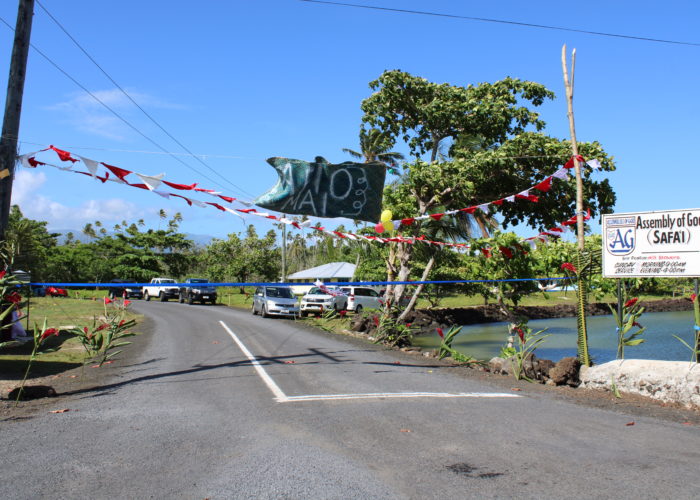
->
1;296;142;381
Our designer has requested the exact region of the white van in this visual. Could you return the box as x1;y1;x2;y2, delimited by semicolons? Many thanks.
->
339;286;382;313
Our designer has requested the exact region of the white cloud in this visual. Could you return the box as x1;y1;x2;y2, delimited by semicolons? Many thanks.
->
11;170;142;228
46;88;185;140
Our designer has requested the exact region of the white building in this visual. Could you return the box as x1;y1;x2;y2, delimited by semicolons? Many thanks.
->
286;262;356;295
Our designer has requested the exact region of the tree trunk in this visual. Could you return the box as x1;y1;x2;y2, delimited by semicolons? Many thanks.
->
390;242;413;305
398;254;436;322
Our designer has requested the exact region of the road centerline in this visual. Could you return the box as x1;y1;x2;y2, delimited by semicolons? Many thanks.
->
219;321;521;403
219;320;289;402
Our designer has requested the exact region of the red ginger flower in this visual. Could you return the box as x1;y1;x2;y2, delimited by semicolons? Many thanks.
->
691;293;697;303
104;296;113;304
372;316;379;327
561;262;577;273
437;327;444;339
5;291;22;304
96;323;108;331
516;327;525;343
624;298;639;308
633;322;643;328
0;270;6;280
40;328;59;341
124;300;131;307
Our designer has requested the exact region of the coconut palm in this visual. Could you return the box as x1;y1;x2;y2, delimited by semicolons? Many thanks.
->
342;128;404;169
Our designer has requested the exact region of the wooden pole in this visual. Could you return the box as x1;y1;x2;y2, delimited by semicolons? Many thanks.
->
561;45;585;251
0;0;35;242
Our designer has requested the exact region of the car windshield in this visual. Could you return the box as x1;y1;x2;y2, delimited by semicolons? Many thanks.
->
266;287;294;299
307;287;328;295
189;279;208;283
161;279;175;283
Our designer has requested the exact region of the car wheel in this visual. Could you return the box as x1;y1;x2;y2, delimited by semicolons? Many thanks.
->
144;291;150;301
261;305;269;318
188;295;194;305
251;304;257;315
300;311;307;318
159;292;166;302
355;305;363;314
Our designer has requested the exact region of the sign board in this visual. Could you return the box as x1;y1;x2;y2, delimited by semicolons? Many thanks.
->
602;209;700;277
255;156;387;223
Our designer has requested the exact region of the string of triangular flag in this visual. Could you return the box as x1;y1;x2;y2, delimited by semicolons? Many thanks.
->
16;146;592;252
381;155;600;232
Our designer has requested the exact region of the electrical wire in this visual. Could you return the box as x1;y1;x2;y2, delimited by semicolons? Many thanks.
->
300;0;700;47
34;0;256;198
0;14;255;200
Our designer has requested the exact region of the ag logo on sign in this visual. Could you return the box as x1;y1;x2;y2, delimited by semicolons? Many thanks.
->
606;225;635;256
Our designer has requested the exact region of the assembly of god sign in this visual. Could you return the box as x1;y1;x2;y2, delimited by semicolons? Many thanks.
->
602;209;700;278
254;156;387;223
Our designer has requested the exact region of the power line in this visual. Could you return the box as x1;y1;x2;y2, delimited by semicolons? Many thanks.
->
300;0;700;47
0;13;255;199
34;0;256;198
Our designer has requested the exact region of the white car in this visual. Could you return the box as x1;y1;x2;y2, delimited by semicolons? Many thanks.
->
251;286;299;318
339;286;382;313
300;287;348;317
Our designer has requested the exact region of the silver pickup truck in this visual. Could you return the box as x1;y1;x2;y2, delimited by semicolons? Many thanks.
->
142;277;179;302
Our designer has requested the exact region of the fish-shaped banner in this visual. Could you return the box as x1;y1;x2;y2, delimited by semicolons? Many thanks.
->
254;156;387;222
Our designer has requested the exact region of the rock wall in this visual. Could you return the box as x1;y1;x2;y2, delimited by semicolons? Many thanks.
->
580;360;700;409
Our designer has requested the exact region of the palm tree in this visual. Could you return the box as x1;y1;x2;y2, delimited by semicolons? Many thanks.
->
343;128;404;171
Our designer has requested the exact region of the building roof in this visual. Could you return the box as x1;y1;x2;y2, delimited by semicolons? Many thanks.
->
287;262;356;280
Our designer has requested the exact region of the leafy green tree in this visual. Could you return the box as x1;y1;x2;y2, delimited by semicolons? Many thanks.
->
359;70;616;315
5;205;59;280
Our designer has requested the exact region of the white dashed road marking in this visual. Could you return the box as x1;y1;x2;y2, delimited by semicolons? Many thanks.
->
219;321;521;403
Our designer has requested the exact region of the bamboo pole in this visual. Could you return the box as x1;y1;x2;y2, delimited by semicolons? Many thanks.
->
561;45;585;251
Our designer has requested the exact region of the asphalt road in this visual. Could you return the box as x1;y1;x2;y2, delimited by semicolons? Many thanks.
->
2;301;699;499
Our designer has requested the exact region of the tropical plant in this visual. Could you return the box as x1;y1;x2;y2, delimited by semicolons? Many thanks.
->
609;295;646;359
71;296;137;366
672;293;700;363
507;322;551;382
342;127;405;171
436;326;478;364
13;319;60;403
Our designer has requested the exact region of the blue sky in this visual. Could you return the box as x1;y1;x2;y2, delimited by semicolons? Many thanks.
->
1;0;698;241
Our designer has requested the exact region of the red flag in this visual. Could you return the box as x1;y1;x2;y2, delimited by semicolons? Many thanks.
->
533;176;553;192
564;155;585;169
237;208;257;214
206;202;226;211
429;213;444;221
516;194;539;202
27;157;46;167
49;145;78;163
218;195;236;203
401;217;415;226
492;199;504;206
481;248;492;258
162;180;197;190
171;193;193;206
460;206;477;214
102;163;132;182
129;183;149;190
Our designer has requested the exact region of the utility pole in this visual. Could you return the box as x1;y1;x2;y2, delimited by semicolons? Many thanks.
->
0;0;35;242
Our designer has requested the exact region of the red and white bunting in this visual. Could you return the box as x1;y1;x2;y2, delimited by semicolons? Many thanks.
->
388;156;600;230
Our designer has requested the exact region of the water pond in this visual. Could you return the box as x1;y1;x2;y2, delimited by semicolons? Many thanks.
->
411;310;697;364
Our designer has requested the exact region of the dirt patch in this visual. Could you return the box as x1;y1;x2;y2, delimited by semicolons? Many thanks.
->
0;318;154;421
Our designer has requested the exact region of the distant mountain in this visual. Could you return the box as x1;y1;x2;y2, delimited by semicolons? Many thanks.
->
51;229;215;247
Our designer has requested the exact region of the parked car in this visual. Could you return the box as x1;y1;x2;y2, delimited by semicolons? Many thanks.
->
339;286;382;313
300;286;348;317
179;278;217;305
142;278;179;302
251;286;299;318
45;286;68;297
108;279;143;299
